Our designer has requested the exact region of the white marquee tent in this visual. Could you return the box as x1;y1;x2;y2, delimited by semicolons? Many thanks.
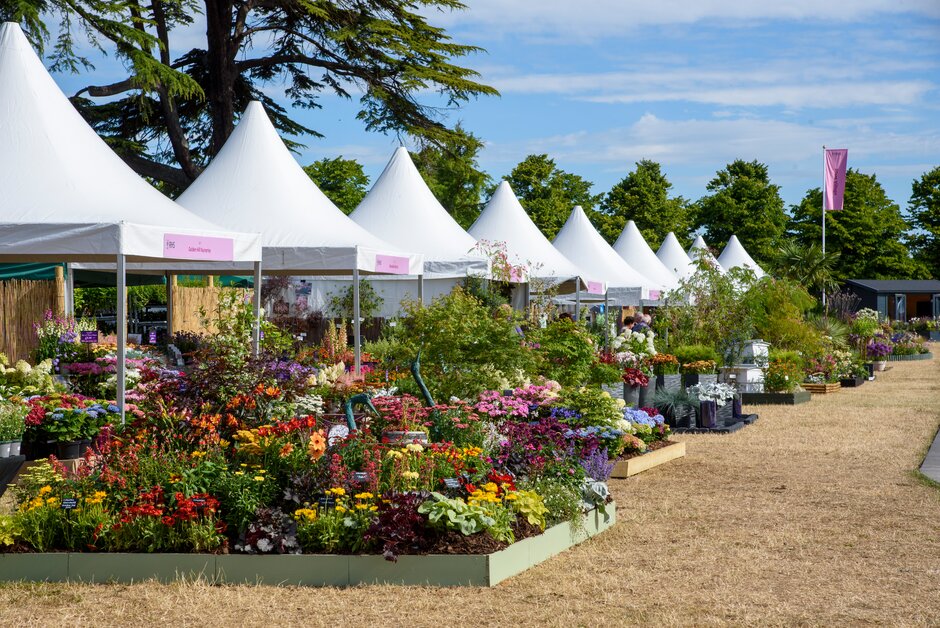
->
717;235;766;278
687;235;725;272
0;22;262;417
612;220;679;297
656;233;697;279
552;206;662;305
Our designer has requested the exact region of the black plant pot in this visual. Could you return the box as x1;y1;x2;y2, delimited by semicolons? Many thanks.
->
682;373;717;389
863;363;875;379
56;440;81;460
698;401;718;429
622;384;640;409
655;374;682;393
732;397;743;419
637;381;657;409
78;439;93;456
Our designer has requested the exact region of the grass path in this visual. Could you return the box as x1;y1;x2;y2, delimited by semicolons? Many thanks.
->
3;358;939;626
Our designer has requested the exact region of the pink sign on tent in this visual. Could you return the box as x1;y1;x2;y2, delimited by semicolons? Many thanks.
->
648;290;661;301
509;267;526;282
586;280;605;295
374;254;409;275
824;148;848;211
163;234;234;261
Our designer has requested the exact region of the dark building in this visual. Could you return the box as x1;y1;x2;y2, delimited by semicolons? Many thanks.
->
844;279;940;321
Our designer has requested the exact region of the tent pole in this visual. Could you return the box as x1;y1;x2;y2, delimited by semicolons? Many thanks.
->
418;274;424;306
116;254;126;425
65;264;75;316
604;291;610;351
524;282;531;313
252;262;262;357
353;267;362;376
165;273;174;339
575;279;581;321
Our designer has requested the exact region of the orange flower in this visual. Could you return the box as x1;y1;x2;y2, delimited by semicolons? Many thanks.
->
307;430;327;461
279;443;295;458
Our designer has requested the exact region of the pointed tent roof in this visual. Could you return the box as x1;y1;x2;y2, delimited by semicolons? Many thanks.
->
0;22;260;263
612;221;679;294
552;206;661;300
173;101;422;275
687;235;725;272
656;233;697;279
350;147;486;276
469;182;602;291
717;235;766;278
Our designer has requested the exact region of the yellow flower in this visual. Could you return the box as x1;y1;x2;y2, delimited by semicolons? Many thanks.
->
293;508;317;523
329;487;346;496
234;471;244;476
253;476;265;482
355;503;370;510
46;497;57;505
38;485;52;496
191;451;207;458
405;443;424;453
219;439;230;448
504;492;519;501
386;450;403;459
240;463;247;468
354;492;374;500
482;482;498;493
335;505;347;513
402;471;419;481
369;505;378;512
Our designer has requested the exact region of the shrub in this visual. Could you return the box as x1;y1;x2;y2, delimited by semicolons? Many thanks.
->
673;345;720;366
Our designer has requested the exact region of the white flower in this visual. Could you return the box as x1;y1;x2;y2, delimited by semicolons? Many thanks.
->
256;538;273;553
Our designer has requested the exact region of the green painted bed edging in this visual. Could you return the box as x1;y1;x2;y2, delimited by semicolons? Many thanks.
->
0;503;616;587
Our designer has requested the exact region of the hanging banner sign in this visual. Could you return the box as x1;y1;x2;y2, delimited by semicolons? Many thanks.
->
586;280;605;295
374;254;410;275
648;290;662;301
163;234;234;261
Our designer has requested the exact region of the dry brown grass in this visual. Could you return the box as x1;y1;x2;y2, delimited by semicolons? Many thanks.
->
2;358;939;627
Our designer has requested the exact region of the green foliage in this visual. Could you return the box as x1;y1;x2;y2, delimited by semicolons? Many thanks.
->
327;280;384;320
656;261;756;361
412;124;490;229
741;277;822;351
75;285;167;316
673;345;720;365
303;157;370;215
788;169;928;281
528;318;596;386
500;154;602;239
763;358;803;393
0;401;28;440
374;288;537;400
770;240;839;299
907;166;940;278
596;160;693;245
587;361;622;386
418;493;495;536
696;160;786;266
16;0;497;192
509;489;548;530
556;387;622;427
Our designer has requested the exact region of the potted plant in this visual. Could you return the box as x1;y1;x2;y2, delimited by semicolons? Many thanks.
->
651;354;681;392
866;341;892;371
679;359;718;388
0;401;27;457
621;367;650;409
43;407;86;459
372;395;430;445
652;387;695;429
686;382;737;429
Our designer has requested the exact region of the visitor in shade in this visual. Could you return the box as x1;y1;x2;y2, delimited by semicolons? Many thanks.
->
623;316;636;331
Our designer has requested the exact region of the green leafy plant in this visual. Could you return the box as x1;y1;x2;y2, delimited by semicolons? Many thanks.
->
509;490;548;530
328;280;384;320
529;318;596;386
418;493;495;536
673;345;720;366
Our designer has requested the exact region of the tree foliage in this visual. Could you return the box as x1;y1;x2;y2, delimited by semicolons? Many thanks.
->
3;0;497;193
411;124;490;229
303;156;369;215
695;160;786;266
907;165;940;279
788;169;928;280
596;160;693;246
500;154;602;240
770;240;839;299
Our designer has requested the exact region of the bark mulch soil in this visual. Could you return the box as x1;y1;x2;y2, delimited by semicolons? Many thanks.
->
1;357;939;626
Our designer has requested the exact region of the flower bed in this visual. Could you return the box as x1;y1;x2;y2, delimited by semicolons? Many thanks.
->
610;442;685;478
802;382;841;394
887;352;933;361
0;503;615;587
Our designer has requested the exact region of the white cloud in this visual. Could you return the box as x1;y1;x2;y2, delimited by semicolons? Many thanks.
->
433;0;940;39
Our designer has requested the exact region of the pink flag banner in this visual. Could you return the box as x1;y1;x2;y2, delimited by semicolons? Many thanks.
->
824;148;848;211
586;280;605;295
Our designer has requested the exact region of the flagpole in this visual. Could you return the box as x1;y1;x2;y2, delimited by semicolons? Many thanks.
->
821;145;827;311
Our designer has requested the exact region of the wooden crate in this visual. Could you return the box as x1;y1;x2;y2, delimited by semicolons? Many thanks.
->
802;382;841;394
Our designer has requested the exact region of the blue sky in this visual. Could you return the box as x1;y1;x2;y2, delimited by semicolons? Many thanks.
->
47;0;940;213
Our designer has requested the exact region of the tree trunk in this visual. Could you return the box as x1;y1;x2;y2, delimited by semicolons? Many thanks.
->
204;0;238;155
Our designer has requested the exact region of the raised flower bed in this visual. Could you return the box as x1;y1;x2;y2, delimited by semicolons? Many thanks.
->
0;503;616;587
610;442;685;478
740;390;811;405
802;382;841;394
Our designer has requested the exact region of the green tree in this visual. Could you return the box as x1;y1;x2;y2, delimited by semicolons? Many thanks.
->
770;240;839;302
789;169;928;280
696;160;786;266
303;157;369;215
907;166;940;278
411;125;490;229
596;160;693;246
500;154;601;239
5;0;497;193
